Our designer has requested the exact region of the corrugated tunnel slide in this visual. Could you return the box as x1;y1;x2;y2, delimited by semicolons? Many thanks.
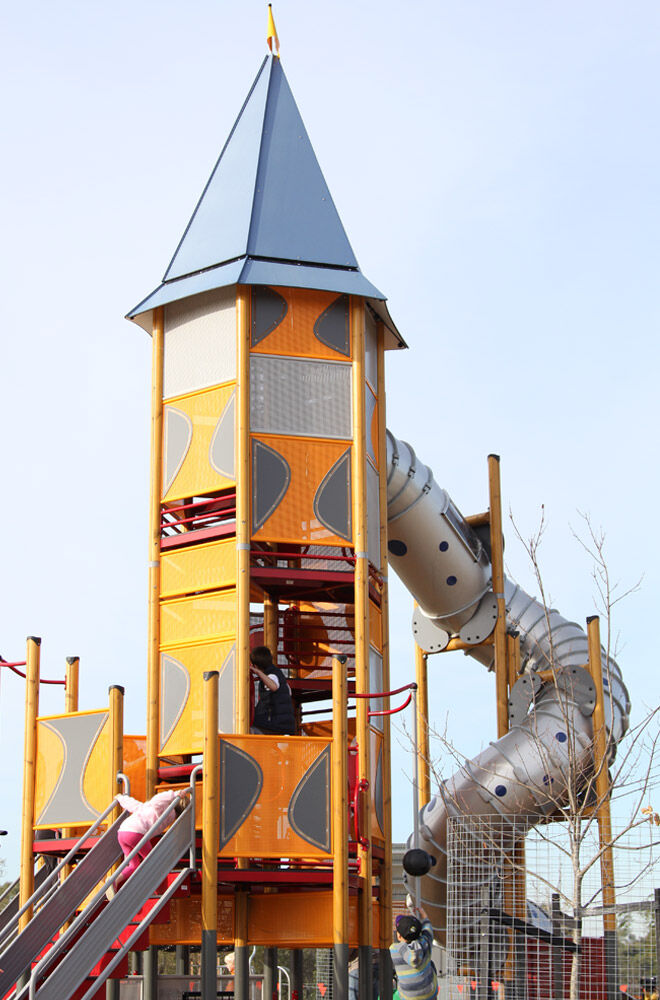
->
385;431;630;944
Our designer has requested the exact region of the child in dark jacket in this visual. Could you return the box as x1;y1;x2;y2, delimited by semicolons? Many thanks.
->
249;646;296;735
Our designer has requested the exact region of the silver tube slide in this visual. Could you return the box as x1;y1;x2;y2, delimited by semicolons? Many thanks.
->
385;432;630;944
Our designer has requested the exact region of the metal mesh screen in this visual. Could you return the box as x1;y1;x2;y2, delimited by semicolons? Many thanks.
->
164;287;236;399
250;355;352;439
446;815;659;1000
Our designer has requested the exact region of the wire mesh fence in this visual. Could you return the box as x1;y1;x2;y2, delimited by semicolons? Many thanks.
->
445;815;659;1000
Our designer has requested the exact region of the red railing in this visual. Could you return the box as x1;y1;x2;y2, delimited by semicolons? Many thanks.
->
0;660;66;686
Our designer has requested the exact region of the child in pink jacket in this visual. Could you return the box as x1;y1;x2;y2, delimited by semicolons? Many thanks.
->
113;789;188;889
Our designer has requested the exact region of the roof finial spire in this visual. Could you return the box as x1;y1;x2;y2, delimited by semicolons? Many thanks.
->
267;4;280;57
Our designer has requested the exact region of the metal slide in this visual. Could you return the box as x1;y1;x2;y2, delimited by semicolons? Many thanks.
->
0;792;196;1000
386;432;631;940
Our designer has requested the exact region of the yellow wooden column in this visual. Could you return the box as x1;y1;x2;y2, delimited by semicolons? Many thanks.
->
351;297;373;992
202;670;219;1000
332;655;349;1000
236;287;251;736
587;615;617;1000
19;636;40;931
488;455;509;738
60;655;81;917
109;685;124;818
414;645;431;808
146;305;165;798
263;593;278;656
376;325;394;992
65;656;79;713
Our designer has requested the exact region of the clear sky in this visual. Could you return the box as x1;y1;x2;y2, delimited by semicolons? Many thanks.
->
1;1;659;875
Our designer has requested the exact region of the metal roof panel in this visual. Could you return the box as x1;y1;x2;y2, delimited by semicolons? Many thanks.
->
164;59;270;282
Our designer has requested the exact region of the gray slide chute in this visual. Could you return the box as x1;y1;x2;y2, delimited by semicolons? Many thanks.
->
385;431;630;940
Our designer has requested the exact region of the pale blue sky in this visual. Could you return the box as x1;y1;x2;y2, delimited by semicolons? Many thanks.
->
1;2;659;874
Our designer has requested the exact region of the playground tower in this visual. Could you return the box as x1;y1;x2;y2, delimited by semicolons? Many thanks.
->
126;51;404;994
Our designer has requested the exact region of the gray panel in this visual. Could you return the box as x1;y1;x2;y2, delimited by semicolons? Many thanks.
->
374;742;384;835
368;648;384;734
251;286;288;346
365;384;378;465
209;390;236;478
219;743;263;850
252;439;291;532
36;712;109;826
287;745;331;852
160;655;190;750
250;355;352;439
163;406;193;496
218;645;236;735
364;306;378;391
313;448;352;541
367;460;381;569
313;294;350;357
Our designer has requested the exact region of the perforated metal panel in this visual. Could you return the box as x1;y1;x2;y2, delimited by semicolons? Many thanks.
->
367;460;381;569
364;306;378;391
368;648;384;733
163;287;236;399
365;384;378;466
250;355;352;439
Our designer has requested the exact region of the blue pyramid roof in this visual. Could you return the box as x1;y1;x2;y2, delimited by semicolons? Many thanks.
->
128;56;403;346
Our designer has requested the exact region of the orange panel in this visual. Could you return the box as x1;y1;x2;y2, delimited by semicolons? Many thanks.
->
370;727;385;842
124;735;146;804
163;383;236;503
369;600;382;652
218;736;332;858
160;590;237;648
35;710;111;829
252;435;353;546
248;892;380;948
160;538;236;599
251;287;352;361
149;895;235;946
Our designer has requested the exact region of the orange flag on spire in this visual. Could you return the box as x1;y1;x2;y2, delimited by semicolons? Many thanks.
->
267;5;280;56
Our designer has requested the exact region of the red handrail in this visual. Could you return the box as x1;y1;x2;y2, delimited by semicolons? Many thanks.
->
354;682;417;699
0;661;66;686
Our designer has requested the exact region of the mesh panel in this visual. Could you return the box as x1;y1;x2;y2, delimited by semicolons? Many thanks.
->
365;305;378;391
164;287;236;399
250;355;352;439
367;459;381;568
250;286;353;361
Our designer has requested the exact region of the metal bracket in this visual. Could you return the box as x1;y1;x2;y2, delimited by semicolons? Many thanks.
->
412;610;451;653
458;590;498;645
508;665;596;726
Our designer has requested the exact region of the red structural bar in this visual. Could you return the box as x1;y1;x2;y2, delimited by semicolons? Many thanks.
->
354;682;417;700
0;661;66;686
368;692;413;718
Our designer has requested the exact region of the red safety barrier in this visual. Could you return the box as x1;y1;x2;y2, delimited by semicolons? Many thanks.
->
0;660;66;686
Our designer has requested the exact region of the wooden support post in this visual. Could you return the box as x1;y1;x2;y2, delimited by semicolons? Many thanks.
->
65;656;79;713
109;685;124;817
488;454;509;739
377;324;393;1000
146;305;164;798
61;656;80;901
263;593;278;656
332;654;349;1000
414;644;431;809
351;297;373;997
263;948;278;1000
234;891;249;1000
292;950;304;999
175;945;189;976
236;286;251;736
587;615;618;1000
19;636;40;932
201;670;219;1000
